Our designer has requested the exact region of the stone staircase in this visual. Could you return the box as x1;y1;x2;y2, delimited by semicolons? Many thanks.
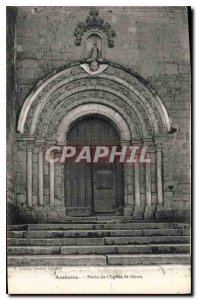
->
7;221;191;266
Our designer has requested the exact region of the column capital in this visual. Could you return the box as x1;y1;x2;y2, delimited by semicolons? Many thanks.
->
35;139;46;152
154;137;173;151
17;140;27;151
26;140;35;151
17;137;35;150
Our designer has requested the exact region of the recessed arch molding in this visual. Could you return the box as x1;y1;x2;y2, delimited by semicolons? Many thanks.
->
17;62;172;140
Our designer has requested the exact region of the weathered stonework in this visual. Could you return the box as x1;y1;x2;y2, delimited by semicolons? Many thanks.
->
7;6;190;223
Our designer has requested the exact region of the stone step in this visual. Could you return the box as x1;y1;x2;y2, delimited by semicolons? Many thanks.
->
142;229;190;236
7;235;190;247
7;244;190;256
7;228;189;239
105;236;190;245
60;244;190;255
47;217;125;224
174;223;190;229
8;231;27;238
7;223;190;231
7;254;191;266
8;255;107;266
8;246;61;255
7;225;28;231
28;223;176;231
27;229;143;238
107;254;191;265
7;237;105;246
7;244;190;255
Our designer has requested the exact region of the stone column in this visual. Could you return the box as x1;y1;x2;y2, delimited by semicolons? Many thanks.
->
145;152;152;207
49;151;55;206
156;141;163;206
121;141;134;217
123;164;134;216
26;141;34;207
132;139;144;219
155;138;174;220
134;162;140;206
36;141;45;206
143;140;155;220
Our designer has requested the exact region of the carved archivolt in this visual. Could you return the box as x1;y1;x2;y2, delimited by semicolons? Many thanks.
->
31;78;154;136
36;90;147;138
56;104;131;143
17;63;171;141
42;94;141;138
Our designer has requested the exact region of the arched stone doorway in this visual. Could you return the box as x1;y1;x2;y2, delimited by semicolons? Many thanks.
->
16;62;174;223
65;115;123;216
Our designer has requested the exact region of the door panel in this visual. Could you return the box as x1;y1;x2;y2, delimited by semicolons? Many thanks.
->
65;115;123;216
93;164;117;213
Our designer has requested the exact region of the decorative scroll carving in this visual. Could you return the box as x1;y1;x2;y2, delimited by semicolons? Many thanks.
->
44;92;142;137
36;90;147;137
33;77;153;137
21;65;169;138
73;8;116;48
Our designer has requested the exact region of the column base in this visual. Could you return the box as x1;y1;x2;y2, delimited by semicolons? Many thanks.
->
133;206;144;220
144;206;156;220
123;205;134;217
34;206;47;223
17;206;35;223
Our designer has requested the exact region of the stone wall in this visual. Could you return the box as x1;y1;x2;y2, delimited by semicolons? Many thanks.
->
10;6;191;221
7;7;18;223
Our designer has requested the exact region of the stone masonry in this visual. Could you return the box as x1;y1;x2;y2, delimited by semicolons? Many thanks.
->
7;7;191;223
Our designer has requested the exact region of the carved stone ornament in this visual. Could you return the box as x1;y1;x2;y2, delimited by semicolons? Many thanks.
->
19;64;171;139
73;8;116;48
34;141;46;153
155;138;173;151
17;140;27;151
26;140;35;151
80;63;108;75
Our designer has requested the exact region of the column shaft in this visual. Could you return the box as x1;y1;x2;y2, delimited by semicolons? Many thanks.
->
134;162;140;206
156;148;163;204
38;149;44;206
49;157;55;206
145;154;152;207
27;150;32;207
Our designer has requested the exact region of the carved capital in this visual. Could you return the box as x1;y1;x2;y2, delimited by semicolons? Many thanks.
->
17;140;27;151
34;141;46;153
154;138;173;151
26;140;35;151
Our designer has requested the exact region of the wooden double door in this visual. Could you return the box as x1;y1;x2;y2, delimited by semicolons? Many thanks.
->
65;115;123;216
